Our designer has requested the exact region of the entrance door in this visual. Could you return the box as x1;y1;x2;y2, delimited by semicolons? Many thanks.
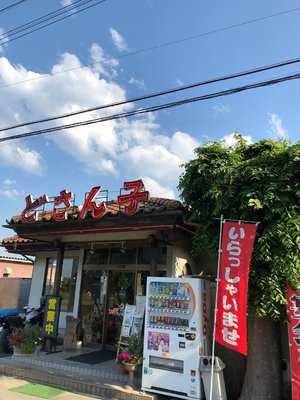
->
104;271;136;348
80;269;107;346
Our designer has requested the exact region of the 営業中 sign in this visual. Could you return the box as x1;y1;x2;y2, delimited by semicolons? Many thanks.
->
42;295;61;338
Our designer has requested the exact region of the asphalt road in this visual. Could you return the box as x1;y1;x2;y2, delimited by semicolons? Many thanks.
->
0;376;99;400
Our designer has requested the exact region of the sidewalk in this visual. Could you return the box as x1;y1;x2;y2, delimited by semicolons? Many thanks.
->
0;376;99;400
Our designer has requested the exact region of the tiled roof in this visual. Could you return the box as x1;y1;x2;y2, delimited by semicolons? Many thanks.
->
0;254;33;263
9;197;184;224
2;235;33;245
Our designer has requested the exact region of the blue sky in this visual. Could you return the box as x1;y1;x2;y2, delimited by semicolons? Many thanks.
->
0;0;300;245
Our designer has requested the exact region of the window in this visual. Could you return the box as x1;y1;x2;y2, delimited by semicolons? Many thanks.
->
60;257;79;312
43;256;79;312
85;249;109;265
138;247;167;265
110;248;137;264
43;258;56;296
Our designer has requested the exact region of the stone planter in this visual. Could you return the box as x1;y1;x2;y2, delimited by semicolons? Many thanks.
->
13;345;40;357
120;363;138;388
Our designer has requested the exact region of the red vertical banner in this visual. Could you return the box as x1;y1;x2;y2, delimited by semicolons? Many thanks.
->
287;286;300;400
215;221;257;355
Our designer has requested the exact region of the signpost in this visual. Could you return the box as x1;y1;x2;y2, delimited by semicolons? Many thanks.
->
210;218;258;400
287;286;300;400
42;295;61;352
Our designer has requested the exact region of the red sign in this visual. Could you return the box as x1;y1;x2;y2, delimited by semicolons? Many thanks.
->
20;179;149;223
79;186;106;220
287;286;300;400
215;221;257;355
118;180;149;216
21;194;49;223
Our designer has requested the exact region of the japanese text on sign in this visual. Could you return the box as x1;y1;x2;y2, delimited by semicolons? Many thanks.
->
216;221;257;355
287;286;300;400
20;179;149;223
42;296;61;338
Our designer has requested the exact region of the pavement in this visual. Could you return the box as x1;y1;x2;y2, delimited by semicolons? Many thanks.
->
0;376;100;400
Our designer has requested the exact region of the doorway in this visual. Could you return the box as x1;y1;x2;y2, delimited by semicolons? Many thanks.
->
80;269;150;349
105;271;135;347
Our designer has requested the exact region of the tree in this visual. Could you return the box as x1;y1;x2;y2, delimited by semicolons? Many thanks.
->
178;137;300;400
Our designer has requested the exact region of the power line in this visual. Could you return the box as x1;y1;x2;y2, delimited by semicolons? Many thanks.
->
1;55;300;133
0;0;87;39
118;6;300;60
0;0;108;46
0;5;299;89
1;70;299;143
0;0;28;15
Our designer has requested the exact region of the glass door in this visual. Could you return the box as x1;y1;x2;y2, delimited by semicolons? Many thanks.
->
104;271;136;348
80;269;108;346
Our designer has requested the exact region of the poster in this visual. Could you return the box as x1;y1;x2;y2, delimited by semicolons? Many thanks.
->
147;332;170;353
215;221;257;355
120;298;146;337
287;285;300;400
121;305;136;337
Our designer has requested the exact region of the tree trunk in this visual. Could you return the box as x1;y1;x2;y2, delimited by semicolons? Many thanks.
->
239;308;282;400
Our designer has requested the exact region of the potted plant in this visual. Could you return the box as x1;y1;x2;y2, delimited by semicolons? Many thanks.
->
10;325;42;356
118;335;143;387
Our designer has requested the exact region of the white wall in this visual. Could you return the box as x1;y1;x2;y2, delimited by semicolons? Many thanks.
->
28;251;82;331
171;244;191;277
28;255;46;308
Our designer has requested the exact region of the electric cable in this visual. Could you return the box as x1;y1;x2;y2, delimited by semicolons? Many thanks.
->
118;6;300;60
0;70;299;143
0;0;28;15
1;55;300;133
0;0;108;46
0;5;299;81
0;0;89;39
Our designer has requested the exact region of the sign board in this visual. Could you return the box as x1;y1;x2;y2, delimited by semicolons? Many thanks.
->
20;179;149;223
42;295;61;338
121;298;146;338
287;285;300;400
215;221;257;355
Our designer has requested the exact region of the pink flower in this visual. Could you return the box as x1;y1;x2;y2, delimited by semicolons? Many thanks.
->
118;352;130;362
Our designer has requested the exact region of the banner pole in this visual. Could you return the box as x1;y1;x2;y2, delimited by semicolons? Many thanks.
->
209;214;224;400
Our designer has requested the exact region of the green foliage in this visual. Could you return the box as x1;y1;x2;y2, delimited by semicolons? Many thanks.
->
127;334;143;356
179;135;300;320
13;324;42;354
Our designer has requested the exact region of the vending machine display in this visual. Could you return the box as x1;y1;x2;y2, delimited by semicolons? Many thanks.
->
142;277;210;400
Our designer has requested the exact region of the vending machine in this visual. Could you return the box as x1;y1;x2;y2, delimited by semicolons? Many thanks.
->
142;277;210;400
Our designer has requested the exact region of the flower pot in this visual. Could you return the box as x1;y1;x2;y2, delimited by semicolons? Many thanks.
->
13;346;37;357
122;363;138;373
121;363;138;388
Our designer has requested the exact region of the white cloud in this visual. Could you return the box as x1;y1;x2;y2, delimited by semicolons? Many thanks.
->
0;45;199;196
175;78;184;86
109;28;128;52
142;177;175;199
0;188;19;198
0;143;42;174
213;104;230;113
3;179;16;185
129;77;145;89
61;0;73;5
90;43;119;78
222;132;253;147
268;113;288;139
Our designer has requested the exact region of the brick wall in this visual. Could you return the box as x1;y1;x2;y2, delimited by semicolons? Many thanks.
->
0;259;33;278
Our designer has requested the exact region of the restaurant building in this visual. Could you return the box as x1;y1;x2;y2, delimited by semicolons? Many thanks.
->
1;179;197;348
